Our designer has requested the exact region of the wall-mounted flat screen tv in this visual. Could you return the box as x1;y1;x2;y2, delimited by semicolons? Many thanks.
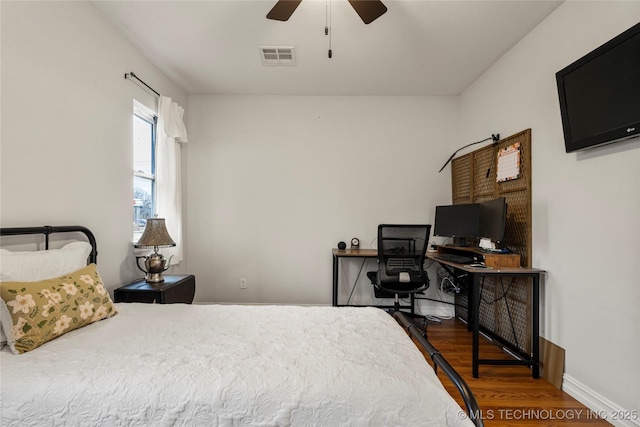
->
556;22;640;153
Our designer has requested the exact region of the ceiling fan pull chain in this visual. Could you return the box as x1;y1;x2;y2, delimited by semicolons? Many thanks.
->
327;0;333;58
325;4;329;35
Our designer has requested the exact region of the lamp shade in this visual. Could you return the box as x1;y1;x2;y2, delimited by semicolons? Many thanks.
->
134;218;176;249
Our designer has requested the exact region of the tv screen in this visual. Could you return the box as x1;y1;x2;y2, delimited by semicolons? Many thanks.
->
479;197;507;242
434;203;481;240
556;22;640;153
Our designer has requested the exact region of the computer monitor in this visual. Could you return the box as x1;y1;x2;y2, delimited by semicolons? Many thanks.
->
433;203;481;244
479;197;507;242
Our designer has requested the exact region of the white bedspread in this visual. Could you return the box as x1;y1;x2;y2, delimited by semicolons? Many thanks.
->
1;304;472;426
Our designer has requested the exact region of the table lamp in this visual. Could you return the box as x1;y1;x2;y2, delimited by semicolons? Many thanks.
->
134;217;176;283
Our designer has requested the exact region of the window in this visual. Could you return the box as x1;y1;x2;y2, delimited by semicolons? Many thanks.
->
133;101;157;241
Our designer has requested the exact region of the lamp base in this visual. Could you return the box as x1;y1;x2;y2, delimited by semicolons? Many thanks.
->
136;252;171;283
145;272;166;283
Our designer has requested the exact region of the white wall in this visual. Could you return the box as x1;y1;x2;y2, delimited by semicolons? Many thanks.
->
458;1;640;419
0;1;188;289
186;95;458;308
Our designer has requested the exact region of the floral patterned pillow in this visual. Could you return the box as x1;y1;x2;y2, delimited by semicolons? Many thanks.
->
0;263;117;354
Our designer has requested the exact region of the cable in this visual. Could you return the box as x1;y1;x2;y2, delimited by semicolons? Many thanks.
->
479;276;516;304
436;266;459;295
438;134;500;173
440;273;458;295
437;291;454;320
369;236;377;250
475;145;498;196
416;265;457;321
478;276;521;349
436;274;455;319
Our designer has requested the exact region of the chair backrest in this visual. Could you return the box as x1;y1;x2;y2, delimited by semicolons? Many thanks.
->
377;224;431;276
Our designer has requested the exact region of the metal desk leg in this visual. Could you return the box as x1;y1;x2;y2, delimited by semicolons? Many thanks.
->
472;273;481;378
532;274;540;378
332;254;338;306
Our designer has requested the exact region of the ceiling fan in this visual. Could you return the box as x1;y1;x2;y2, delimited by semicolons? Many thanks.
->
267;0;387;25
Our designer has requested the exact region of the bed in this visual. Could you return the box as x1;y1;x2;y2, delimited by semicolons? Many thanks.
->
0;226;482;427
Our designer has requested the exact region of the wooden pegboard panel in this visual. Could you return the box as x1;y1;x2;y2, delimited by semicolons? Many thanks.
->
451;129;533;355
452;155;473;204
503;190;530;267
451;129;532;266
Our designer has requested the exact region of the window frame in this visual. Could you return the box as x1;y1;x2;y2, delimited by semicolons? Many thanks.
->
133;100;158;241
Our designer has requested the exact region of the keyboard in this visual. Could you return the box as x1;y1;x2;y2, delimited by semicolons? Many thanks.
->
433;253;477;265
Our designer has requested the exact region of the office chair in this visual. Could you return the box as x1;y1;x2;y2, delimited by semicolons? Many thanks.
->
368;224;431;324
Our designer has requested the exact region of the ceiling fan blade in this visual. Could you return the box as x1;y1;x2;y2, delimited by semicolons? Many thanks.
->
266;0;303;21
347;0;387;24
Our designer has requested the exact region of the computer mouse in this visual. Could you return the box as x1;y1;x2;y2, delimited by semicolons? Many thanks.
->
469;263;488;268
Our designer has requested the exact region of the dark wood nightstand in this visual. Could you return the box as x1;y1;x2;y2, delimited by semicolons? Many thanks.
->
114;275;196;304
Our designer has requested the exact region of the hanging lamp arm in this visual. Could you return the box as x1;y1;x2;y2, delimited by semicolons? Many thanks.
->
438;134;500;173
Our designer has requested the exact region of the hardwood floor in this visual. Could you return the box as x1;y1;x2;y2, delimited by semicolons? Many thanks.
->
415;318;611;426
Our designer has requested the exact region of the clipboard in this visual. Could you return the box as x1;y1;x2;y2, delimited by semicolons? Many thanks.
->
497;142;521;182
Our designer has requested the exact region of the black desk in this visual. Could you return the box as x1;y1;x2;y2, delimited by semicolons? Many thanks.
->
427;253;544;378
331;248;416;312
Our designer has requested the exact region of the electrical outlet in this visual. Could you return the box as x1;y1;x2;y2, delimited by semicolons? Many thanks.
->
240;278;247;289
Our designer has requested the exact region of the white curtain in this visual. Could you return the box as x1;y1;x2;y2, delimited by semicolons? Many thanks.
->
156;96;188;265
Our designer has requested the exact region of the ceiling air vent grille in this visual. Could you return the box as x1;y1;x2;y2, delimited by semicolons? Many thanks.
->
259;46;296;66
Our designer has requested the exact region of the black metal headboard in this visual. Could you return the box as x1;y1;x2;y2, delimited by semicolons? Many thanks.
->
0;226;97;264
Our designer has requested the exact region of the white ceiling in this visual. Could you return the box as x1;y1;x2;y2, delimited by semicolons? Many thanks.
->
93;0;563;96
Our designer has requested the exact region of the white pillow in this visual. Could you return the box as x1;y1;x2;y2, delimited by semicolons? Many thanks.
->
0;241;92;282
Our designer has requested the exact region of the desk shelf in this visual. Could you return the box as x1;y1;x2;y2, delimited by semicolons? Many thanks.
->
437;245;521;268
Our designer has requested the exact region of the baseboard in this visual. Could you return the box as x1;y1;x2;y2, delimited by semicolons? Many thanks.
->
562;374;639;427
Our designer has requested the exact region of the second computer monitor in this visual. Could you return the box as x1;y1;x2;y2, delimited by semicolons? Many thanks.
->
479;197;507;242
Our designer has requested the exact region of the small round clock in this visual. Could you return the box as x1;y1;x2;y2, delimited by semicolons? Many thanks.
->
337;241;347;250
351;237;360;249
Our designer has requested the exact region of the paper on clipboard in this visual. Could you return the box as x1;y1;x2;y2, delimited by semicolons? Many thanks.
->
497;142;521;182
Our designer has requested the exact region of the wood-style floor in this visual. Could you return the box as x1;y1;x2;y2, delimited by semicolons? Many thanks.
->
415;318;611;426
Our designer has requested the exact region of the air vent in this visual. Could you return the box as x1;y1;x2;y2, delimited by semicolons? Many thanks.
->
259;46;296;66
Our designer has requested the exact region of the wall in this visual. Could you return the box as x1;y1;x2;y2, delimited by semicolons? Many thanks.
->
458;1;640;420
186;95;458;309
0;1;188;288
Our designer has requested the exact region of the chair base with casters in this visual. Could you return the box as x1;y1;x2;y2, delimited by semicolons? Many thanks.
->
367;271;428;328
368;224;433;330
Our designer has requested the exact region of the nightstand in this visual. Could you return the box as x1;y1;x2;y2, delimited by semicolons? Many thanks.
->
114;275;196;304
